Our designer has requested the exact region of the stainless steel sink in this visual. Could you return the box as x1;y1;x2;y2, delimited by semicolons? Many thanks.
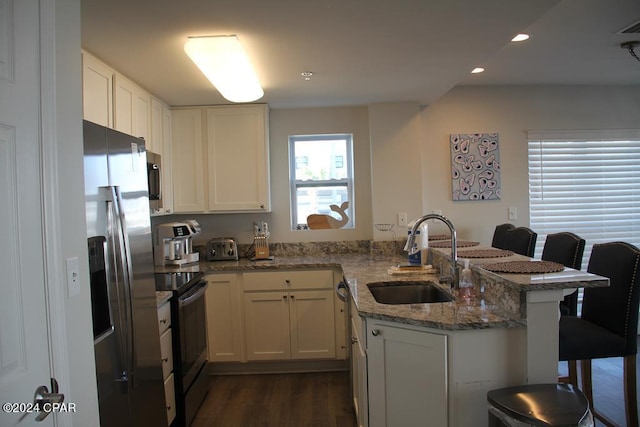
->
367;281;454;305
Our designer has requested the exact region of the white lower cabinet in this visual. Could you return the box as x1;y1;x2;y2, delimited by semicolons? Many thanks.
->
366;320;448;427
243;270;337;361
157;300;176;426
205;273;244;362
350;302;368;427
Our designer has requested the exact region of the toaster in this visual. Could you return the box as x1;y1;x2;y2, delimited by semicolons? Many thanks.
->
206;238;238;261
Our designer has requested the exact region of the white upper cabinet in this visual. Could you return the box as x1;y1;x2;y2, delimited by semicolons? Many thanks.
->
171;108;205;213
113;73;150;143
81;51;114;127
206;105;270;212
171;104;271;213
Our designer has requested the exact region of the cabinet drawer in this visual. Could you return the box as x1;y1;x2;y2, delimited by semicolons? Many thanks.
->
164;373;176;425
160;328;173;379
244;270;333;291
157;301;171;334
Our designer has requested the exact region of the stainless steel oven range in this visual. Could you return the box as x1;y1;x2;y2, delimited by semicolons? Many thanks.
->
156;271;209;427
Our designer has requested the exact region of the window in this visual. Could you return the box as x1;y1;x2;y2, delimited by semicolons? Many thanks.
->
289;134;354;230
528;130;640;269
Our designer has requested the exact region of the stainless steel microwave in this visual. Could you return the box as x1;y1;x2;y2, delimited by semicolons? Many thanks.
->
147;151;162;212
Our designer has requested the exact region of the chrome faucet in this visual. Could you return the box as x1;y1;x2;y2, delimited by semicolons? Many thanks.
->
404;214;459;290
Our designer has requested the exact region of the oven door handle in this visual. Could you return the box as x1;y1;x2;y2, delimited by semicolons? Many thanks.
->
179;281;208;308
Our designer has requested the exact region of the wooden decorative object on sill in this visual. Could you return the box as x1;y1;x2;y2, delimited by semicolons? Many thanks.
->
307;201;349;229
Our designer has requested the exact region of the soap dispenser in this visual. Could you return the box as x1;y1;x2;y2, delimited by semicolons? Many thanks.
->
459;259;473;300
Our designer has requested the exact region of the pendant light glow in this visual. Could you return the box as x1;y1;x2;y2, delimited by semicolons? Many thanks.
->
184;35;264;103
471;67;485;74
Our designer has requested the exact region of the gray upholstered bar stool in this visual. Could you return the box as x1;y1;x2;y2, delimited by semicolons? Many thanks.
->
541;232;586;316
503;226;538;258
492;223;515;249
487;384;593;426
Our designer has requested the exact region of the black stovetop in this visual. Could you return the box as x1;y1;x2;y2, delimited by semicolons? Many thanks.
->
155;271;204;293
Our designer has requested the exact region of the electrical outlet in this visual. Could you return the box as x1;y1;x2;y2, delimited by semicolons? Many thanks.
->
398;212;408;226
508;207;517;221
66;257;80;297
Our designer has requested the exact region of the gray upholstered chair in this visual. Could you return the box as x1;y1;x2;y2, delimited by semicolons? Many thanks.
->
503;226;537;258
541;232;586;316
559;241;640;427
491;223;515;250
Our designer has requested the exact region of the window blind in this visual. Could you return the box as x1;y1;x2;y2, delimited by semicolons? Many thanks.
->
528;130;640;270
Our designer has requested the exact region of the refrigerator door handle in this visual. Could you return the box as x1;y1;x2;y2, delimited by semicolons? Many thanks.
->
104;193;129;383
109;186;137;386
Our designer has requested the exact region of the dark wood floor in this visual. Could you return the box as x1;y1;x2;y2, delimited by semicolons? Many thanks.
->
192;371;356;427
192;356;635;427
559;356;637;427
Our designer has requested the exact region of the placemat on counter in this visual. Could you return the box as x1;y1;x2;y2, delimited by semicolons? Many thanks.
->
430;240;480;248
481;260;565;274
428;234;451;241
457;248;514;258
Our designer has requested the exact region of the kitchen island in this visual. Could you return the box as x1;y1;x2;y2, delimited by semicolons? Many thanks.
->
162;245;607;427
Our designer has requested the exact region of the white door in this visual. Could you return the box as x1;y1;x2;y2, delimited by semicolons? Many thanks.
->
0;0;56;425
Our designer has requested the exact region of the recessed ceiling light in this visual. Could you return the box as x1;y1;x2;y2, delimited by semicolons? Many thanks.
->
511;33;530;42
301;71;313;80
471;67;485;74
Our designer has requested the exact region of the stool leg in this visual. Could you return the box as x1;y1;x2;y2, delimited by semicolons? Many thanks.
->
580;360;594;409
567;360;578;387
624;354;638;427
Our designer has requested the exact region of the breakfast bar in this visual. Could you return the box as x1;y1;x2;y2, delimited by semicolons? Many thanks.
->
187;243;608;427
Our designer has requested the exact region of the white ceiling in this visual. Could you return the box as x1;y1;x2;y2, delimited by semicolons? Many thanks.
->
81;0;640;109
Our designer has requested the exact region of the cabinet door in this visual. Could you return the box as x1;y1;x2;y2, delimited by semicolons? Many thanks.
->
171;109;205;212
164;373;176;425
289;290;335;359
161;105;173;214
351;315;368;427
113;74;150;142
205;274;243;362
81;52;113;127
367;322;448;427
150;96;164;155
244;291;291;360
205;105;270;212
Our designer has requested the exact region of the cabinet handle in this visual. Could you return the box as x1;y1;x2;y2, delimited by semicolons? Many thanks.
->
290;294;295;299
371;329;380;336
160;318;167;324
162;357;169;363
351;337;358;344
283;294;288;299
285;279;291;285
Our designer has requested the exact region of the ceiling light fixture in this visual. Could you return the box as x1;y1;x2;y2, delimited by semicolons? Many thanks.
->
471;67;485;74
511;33;530;42
301;71;313;81
184;35;264;103
621;41;640;63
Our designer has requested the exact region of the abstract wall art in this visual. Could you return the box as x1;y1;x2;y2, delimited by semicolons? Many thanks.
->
450;133;501;201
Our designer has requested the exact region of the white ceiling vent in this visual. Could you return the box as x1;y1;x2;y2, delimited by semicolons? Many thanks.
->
618;19;640;34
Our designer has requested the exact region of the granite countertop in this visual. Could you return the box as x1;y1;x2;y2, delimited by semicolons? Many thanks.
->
154;247;608;331
156;291;173;307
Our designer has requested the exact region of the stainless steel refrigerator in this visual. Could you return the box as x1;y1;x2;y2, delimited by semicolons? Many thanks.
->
84;120;167;427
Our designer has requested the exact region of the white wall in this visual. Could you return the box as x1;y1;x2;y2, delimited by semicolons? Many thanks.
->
420;85;640;249
369;102;423;240
55;0;100;424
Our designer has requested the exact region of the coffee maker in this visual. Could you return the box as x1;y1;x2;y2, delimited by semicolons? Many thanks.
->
153;220;201;267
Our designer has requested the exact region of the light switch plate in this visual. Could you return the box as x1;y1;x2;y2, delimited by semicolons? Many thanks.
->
66;257;80;297
398;212;408;226
508;207;517;220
